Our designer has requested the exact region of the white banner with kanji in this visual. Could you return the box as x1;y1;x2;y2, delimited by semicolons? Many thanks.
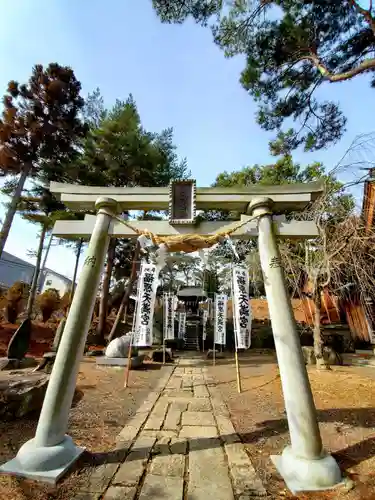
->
232;266;251;349
178;312;186;339
164;293;175;340
214;294;227;345
133;263;159;347
202;309;208;340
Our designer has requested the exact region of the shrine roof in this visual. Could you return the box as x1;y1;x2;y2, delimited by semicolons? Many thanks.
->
177;286;207;297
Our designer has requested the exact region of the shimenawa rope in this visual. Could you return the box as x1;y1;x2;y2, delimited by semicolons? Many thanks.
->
101;209;270;253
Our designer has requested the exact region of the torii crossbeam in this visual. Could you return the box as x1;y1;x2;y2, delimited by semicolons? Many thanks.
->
52;214;319;239
0;180;342;494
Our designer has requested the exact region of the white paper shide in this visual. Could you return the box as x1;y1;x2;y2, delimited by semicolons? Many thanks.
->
164;293;175;340
178;312;186;339
133;263;159;347
214;294;227;345
232;266;251;349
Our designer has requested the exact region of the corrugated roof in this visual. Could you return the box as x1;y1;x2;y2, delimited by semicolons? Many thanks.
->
0;251;73;284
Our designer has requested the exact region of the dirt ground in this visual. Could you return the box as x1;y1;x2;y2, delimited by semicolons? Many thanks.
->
0;321;56;357
0;357;169;500
208;351;375;500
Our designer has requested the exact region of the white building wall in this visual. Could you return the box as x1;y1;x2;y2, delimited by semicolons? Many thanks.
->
41;271;71;297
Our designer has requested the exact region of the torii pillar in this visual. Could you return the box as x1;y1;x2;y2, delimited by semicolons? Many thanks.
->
249;198;342;493
0;197;118;483
0;181;343;493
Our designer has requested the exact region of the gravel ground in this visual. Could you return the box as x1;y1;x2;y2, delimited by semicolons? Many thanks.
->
0;357;169;500
207;351;375;500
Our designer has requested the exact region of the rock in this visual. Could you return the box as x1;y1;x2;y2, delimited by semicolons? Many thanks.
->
302;346;316;365
33;352;57;374
96;355;145;368
302;346;343;366
7;318;32;360
0;357;38;371
0;372;83;420
105;335;138;358
323;346;343;365
151;350;173;363
86;349;104;357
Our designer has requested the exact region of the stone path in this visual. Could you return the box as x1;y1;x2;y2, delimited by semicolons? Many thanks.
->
76;356;267;499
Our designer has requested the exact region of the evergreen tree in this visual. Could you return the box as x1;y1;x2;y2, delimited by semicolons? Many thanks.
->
0;63;88;256
75;95;189;342
205;152;356;367
18;186;84;316
152;0;375;151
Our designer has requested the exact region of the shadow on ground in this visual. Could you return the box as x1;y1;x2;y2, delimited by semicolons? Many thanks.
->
137;363;163;371
173;354;277;368
2;407;375;499
85;406;375;472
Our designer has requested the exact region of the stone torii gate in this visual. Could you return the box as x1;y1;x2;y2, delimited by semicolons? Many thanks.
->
0;180;342;492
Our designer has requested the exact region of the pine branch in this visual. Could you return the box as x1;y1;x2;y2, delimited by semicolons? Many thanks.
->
304;54;375;83
350;0;375;35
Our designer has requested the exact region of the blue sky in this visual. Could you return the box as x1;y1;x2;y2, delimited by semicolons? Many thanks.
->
0;0;373;280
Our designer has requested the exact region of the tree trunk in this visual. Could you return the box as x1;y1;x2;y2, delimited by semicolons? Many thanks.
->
36;232;54;292
69;238;83;303
107;242;140;344
0;164;31;258
96;238;117;343
26;223;47;317
313;291;329;370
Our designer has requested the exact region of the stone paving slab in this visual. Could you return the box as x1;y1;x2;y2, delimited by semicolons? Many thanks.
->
163;408;182;430
102;486;137;500
139;474;184;499
182;410;216;426
73;492;101;500
188;445;235;500
74;358;266;499
79;463;119;494
150;453;185;476
179;425;218;439
188;398;212;412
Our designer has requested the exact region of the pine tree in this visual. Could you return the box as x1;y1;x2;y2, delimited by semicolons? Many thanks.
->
0;63;88;256
152;0;375;151
18;186;84;317
76;95;189;342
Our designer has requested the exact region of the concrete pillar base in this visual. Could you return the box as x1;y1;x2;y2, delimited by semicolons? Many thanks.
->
271;445;343;494
0;435;84;484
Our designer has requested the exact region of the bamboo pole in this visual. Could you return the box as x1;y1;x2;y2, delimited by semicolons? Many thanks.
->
234;348;242;393
123;333;133;388
163;292;166;364
233;315;242;393
213;293;216;366
231;266;242;393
